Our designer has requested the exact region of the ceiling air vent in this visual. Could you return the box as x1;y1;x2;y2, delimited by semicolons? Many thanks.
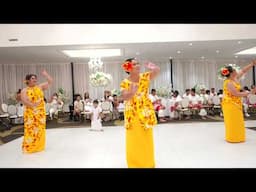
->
8;38;18;42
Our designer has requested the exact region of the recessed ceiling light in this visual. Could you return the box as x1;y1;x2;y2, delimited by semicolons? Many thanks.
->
235;55;238;58
189;43;193;46
201;56;205;59
62;49;121;58
238;41;242;44
169;56;173;59
177;51;181;54
235;47;256;55
216;50;220;53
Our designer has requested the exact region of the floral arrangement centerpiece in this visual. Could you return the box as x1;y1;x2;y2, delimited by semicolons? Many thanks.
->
57;88;71;104
156;86;170;98
218;63;242;80
89;71;112;87
193;84;206;94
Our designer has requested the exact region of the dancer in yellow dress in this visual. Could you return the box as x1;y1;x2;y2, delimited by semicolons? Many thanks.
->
120;58;160;168
220;60;256;143
20;69;53;153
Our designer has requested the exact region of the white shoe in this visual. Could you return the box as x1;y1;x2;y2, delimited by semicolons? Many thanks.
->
245;113;250;117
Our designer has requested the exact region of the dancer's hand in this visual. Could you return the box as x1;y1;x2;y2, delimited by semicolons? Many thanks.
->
41;69;49;77
144;61;157;70
33;99;42;107
144;61;160;80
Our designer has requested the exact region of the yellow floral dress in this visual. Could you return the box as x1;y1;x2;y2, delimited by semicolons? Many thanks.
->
22;86;46;153
120;72;157;168
222;79;245;142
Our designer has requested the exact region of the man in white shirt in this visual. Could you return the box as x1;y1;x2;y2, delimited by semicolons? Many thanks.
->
182;89;191;99
148;89;159;104
169;90;182;119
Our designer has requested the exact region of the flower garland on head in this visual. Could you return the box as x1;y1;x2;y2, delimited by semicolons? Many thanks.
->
217;63;241;80
122;61;133;72
221;68;229;76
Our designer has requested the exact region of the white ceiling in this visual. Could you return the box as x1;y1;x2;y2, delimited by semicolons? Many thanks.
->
0;24;256;64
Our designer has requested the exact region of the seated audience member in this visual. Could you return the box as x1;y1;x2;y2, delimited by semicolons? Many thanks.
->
103;90;113;102
83;91;92;103
169;90;182;119
112;94;120;120
48;93;64;120
154;99;167;122
182;89;190;99
149;88;159;105
205;90;213;105
73;94;84;121
187;88;206;119
16;89;23;106
242;86;250;117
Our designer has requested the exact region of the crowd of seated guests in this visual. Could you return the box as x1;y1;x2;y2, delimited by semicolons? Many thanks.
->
43;84;256;123
148;84;256;122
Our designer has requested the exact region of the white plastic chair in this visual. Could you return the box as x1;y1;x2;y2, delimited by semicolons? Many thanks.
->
7;105;18;124
0;103;9;118
101;101;112;114
17;106;24;117
178;98;190;120
248;94;256;105
0;103;11;129
212;96;222;115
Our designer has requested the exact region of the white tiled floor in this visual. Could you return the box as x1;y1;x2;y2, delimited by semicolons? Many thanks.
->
1;120;256;168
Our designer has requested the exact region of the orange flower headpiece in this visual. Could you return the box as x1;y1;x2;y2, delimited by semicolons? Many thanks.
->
122;61;133;72
221;68;230;76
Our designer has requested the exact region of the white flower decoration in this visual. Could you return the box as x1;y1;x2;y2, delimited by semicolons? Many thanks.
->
89;72;112;87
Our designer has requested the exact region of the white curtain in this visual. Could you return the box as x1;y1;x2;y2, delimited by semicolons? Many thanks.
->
173;59;253;94
0;63;72;105
0;59;254;105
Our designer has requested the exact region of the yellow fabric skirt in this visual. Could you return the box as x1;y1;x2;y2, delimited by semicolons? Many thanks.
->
23;128;46;153
22;108;46;153
222;103;245;143
126;118;155;168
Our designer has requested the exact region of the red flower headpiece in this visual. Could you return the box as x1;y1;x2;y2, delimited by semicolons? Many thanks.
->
122;61;133;72
221;68;229;76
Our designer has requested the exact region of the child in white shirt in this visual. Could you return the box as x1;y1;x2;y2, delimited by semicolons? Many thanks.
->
89;99;103;132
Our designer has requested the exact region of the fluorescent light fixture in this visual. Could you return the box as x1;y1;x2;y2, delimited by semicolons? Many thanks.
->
235;47;256;55
62;49;121;57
